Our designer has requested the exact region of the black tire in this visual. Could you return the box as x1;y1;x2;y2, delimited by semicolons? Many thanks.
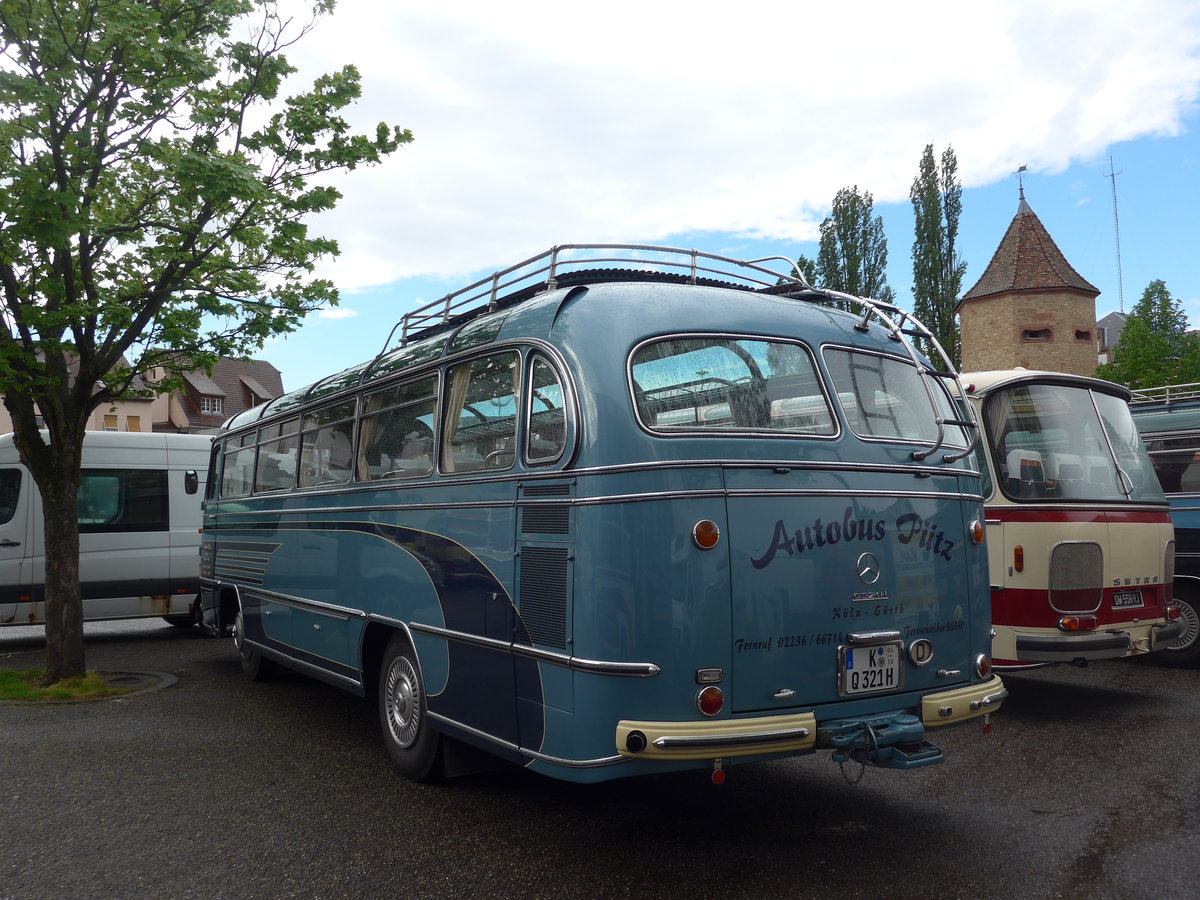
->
163;601;200;629
1158;590;1200;668
378;635;442;781
233;609;276;681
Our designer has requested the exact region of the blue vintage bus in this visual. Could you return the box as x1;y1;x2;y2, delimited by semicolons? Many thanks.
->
199;245;1006;783
1130;382;1200;666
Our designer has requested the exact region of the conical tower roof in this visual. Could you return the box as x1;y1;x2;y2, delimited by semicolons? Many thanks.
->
960;198;1098;304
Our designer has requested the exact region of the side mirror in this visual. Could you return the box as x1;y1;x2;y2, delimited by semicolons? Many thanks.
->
185;470;199;495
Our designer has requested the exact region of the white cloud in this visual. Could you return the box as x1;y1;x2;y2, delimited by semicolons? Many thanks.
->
317;307;358;320
274;0;1200;290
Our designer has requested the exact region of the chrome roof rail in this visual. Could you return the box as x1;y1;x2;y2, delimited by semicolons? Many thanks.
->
374;243;978;464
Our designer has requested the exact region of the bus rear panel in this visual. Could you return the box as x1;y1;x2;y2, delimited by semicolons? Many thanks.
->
962;370;1179;670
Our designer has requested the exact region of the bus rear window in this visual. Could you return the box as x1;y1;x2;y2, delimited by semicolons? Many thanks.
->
631;337;834;435
824;348;963;446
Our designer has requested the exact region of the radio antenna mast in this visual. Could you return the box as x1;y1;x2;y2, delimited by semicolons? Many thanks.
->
1107;155;1125;312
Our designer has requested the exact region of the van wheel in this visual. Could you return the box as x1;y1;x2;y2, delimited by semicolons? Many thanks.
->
1158;591;1200;668
233;609;276;681
379;635;442;781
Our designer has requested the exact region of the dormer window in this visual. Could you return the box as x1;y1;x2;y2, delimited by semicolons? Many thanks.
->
201;396;224;415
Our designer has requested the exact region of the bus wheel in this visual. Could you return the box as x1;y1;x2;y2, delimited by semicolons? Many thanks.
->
379;635;442;781
1158;590;1200;668
233;609;276;681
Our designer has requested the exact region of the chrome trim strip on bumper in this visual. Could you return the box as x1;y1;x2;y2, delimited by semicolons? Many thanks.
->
426;711;626;769
652;727;812;751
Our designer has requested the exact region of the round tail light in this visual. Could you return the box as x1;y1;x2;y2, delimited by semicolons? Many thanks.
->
974;653;991;679
692;520;720;550
696;685;724;716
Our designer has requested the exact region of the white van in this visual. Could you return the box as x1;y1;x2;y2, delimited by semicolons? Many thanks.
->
0;430;212;628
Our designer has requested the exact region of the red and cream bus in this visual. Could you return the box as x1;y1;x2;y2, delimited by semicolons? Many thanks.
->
959;369;1181;669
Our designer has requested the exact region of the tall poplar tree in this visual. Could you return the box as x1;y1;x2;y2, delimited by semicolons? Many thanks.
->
808;186;895;309
910;144;967;366
0;0;409;682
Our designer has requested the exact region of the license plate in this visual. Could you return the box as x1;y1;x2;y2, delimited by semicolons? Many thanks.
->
1113;590;1143;609
839;642;902;695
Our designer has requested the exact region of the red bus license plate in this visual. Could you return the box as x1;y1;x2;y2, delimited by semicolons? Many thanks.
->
1113;590;1143;608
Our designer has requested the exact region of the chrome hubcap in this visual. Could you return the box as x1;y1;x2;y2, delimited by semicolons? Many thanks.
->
384;656;421;748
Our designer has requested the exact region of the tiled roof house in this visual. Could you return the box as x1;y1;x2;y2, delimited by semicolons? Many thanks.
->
0;353;285;436
956;195;1100;376
151;356;285;433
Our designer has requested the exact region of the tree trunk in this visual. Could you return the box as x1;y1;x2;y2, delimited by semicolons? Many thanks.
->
35;443;86;684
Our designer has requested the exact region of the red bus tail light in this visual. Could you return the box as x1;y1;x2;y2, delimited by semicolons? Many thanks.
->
1057;615;1098;632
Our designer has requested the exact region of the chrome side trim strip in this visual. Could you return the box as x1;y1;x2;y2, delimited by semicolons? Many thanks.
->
207;485;984;521
410;621;660;676
426;710;627;769
240;585;365;620
244;637;362;691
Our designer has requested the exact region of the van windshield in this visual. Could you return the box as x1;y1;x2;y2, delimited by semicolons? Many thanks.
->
630;337;835;434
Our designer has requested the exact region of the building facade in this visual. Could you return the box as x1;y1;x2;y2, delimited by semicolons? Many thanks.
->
956;195;1099;377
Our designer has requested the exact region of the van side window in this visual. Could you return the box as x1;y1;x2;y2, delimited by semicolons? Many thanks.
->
300;401;356;488
442;352;520;474
0;469;20;525
358;376;438;481
77;469;169;532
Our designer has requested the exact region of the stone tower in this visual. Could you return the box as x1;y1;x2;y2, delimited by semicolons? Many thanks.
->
956;194;1099;375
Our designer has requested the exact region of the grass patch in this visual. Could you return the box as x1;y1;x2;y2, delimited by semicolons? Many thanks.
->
0;668;134;701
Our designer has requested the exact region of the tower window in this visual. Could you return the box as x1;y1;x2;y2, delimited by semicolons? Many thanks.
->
1075;329;1092;342
1022;328;1052;342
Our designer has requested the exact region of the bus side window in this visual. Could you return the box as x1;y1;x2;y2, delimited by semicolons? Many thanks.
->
357;375;439;481
254;417;300;493
527;356;566;464
221;433;256;498
300;401;356;488
442;352;519;474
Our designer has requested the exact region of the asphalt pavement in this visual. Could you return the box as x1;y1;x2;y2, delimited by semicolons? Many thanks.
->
2;620;1198;900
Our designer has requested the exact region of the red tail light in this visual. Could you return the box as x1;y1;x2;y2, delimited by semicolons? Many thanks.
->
1057;615;1098;632
696;686;724;716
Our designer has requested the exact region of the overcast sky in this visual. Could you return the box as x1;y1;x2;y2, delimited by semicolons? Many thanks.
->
258;0;1200;390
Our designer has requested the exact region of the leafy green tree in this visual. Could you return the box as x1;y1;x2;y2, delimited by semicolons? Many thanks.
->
0;0;409;682
795;186;894;312
910;144;967;366
1098;280;1200;389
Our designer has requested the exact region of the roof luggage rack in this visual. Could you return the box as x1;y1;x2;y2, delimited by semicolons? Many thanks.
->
377;244;813;353
1130;382;1200;406
374;243;978;465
